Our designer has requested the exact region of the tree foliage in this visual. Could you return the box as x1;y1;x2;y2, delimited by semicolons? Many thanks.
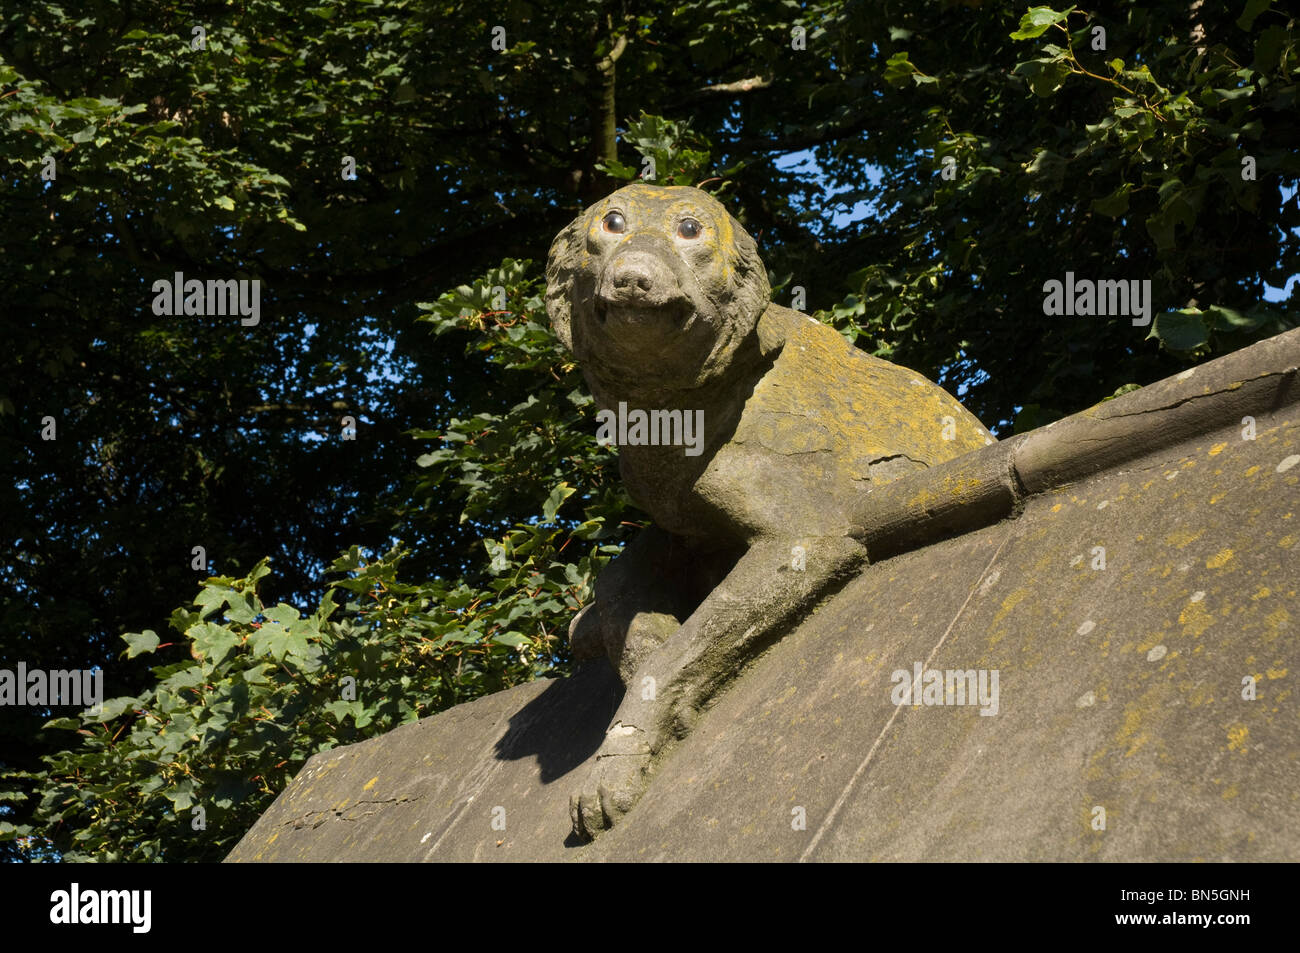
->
4;259;632;860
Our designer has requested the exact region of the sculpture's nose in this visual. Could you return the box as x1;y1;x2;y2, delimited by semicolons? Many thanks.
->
613;263;654;296
601;247;678;307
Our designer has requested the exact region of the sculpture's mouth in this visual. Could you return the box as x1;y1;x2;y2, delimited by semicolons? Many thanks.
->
594;297;693;330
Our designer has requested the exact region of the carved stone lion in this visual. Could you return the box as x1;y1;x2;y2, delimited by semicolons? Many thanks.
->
546;183;993;839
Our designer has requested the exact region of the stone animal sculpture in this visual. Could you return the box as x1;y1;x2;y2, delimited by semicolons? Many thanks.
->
546;183;994;840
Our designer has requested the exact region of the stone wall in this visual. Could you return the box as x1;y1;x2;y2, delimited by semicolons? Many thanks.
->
228;328;1300;862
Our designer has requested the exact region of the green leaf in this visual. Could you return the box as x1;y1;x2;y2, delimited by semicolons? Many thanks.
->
1147;309;1210;352
1236;0;1271;32
249;605;311;661
542;482;576;522
594;158;640;180
194;586;228;619
1100;383;1143;402
1205;304;1267;332
191;622;240;666
1252;25;1288;72
1092;184;1132;217
1009;6;1074;41
89;696;135;722
1013;58;1072;97
1012;404;1063;433
263;603;299;628
1144;189;1198;253
247;559;273;585
882;51;918;87
224;596;258;625
1025;148;1067;185
165;781;196;812
123;630;160;658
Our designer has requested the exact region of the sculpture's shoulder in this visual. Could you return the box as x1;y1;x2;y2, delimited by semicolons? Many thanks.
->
746;304;995;466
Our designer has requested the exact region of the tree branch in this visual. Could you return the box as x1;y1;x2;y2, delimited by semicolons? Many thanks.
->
694;75;771;96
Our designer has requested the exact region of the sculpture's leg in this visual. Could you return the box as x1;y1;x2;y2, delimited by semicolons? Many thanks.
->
569;524;740;682
570;535;867;840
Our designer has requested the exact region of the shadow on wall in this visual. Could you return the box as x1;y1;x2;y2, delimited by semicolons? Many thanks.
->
491;660;623;784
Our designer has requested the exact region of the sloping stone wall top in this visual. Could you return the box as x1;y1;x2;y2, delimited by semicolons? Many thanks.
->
228;328;1300;862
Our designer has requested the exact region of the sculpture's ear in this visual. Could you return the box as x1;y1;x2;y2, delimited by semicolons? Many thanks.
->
727;215;771;323
544;213;584;352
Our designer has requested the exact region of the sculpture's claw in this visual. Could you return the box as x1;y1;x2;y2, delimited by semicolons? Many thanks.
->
569;724;653;841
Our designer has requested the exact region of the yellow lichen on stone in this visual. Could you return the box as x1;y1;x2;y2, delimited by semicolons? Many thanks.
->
992;588;1030;626
1206;548;1234;569
1165;528;1204;548
1226;724;1249;753
1114;705;1151;758
1178;599;1214;637
907;488;937;509
1263;607;1289;642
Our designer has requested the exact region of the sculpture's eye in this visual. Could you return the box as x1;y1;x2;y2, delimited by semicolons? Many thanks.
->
602;211;626;234
678;218;702;239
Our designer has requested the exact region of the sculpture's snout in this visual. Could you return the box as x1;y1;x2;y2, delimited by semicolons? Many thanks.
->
612;255;655;297
598;243;685;312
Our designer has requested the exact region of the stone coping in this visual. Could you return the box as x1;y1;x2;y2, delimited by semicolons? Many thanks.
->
850;326;1300;561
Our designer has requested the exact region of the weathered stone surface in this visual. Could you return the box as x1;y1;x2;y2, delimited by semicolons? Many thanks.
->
592;403;1299;861
851;434;1026;561
853;326;1300;559
226;662;621;862
230;329;1300;862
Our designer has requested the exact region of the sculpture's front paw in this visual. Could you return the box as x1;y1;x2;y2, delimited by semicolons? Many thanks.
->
569;723;653;841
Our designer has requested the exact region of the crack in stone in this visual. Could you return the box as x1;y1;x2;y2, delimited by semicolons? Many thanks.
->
869;452;928;466
1096;372;1284;420
286;793;426;829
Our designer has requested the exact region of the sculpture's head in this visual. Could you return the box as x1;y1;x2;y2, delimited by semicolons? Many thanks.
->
546;183;770;394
